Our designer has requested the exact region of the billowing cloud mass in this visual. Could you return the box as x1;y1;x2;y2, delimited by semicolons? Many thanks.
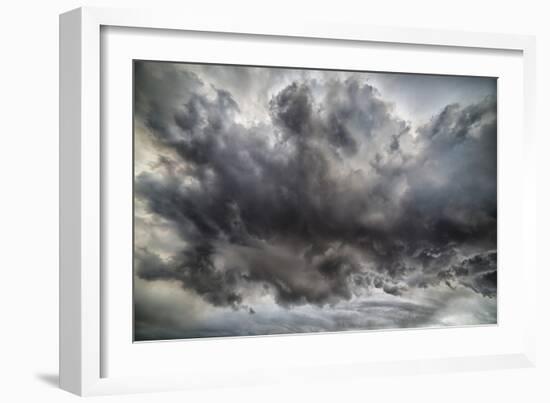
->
133;61;497;341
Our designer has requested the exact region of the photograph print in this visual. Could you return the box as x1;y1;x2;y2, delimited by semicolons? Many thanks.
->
133;60;497;341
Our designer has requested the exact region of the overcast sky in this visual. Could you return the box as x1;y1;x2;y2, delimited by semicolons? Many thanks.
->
133;61;497;341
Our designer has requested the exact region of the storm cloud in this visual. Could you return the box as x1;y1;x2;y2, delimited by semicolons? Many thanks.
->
133;61;497;340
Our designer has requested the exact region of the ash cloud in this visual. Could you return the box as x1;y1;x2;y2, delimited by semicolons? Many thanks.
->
133;61;497;339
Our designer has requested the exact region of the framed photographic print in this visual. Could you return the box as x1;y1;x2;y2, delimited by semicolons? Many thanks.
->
60;7;537;396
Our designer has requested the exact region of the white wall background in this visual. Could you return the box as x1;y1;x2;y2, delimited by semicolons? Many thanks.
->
0;0;547;401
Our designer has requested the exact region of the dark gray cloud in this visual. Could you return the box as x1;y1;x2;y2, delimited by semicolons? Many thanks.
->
436;251;497;298
133;61;497;340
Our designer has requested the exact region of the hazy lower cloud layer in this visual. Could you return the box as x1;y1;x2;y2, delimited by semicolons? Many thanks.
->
133;61;497;341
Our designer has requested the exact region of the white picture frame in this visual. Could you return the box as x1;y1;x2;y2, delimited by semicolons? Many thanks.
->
59;6;537;396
